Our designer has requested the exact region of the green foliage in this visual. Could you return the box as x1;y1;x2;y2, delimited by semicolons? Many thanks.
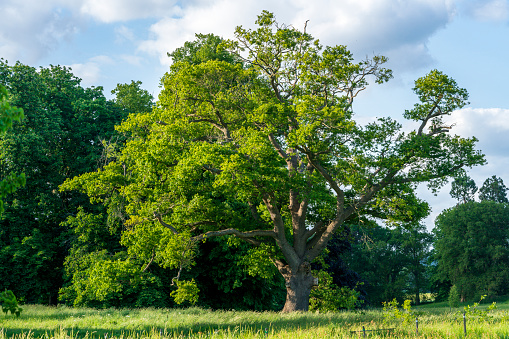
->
0;85;25;214
448;285;460;308
0;60;128;303
309;270;362;311
383;299;424;325
170;279;199;305
0;290;22;317
403;69;469;124
342;223;432;306
238;243;278;280
479;175;508;203
434;201;509;300
59;251;166;308
460;295;497;321
169;33;240;65
450;173;477;204
111;80;154;114
188;238;285;311
61;12;484;311
0;85;24;133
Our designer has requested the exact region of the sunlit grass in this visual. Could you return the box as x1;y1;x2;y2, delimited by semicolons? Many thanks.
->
1;303;509;338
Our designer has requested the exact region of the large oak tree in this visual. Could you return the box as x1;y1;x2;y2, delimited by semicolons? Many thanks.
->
62;12;485;311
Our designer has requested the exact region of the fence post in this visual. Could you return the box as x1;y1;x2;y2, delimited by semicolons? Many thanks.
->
463;311;467;336
416;316;419;335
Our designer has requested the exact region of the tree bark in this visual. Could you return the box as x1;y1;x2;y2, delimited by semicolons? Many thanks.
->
414;272;420;305
279;262;316;312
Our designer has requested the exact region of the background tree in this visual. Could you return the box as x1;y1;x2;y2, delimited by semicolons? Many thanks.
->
312;229;367;305
0;60;127;303
433;201;509;301
450;173;477;204
342;224;408;305
0;85;25;214
62;11;484;312
111;80;154;114
478;175;508;203
396;223;433;305
341;223;432;306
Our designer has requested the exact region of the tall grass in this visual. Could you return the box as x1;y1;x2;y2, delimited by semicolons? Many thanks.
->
1;304;509;338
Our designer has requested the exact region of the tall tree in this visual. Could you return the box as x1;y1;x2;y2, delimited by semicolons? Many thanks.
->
62;12;485;312
341;223;432;306
478;175;508;203
0;60;126;303
397;224;433;305
341;224;408;305
449;173;477;204
434;201;509;301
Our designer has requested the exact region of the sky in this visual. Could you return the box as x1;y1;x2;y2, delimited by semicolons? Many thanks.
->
1;0;508;230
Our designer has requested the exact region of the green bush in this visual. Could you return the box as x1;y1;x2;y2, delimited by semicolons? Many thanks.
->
309;270;363;311
59;252;167;308
448;285;460;308
382;299;425;325
0;290;22;317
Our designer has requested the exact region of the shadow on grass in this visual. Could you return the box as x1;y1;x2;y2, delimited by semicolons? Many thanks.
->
2;314;355;338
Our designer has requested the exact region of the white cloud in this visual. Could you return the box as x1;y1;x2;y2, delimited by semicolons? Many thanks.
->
446;107;509;143
138;0;456;72
419;107;509;229
67;55;113;86
138;0;291;65
0;0;457;73
468;0;509;22
115;25;136;43
0;1;83;63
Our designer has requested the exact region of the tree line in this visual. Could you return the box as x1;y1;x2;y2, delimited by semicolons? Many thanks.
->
1;11;503;311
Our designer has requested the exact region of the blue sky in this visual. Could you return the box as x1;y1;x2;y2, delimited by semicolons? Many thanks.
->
1;0;508;229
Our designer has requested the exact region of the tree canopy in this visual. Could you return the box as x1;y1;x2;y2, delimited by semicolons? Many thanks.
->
342;223;432;306
0;85;25;214
61;11;485;311
450;173;477;204
0;60;127;303
479;175;508;203
434;201;509;301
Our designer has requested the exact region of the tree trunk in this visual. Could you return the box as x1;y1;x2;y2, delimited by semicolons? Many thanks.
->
279;262;316;312
414;273;420;305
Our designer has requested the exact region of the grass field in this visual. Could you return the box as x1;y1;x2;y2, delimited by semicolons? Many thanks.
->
1;301;509;338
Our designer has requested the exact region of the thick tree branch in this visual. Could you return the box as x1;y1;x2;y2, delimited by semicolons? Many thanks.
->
153;212;179;235
142;249;156;272
262;193;301;269
202;164;222;174
193;228;277;246
268;133;288;159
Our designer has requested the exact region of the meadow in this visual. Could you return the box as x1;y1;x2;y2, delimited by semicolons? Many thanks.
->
1;300;509;339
